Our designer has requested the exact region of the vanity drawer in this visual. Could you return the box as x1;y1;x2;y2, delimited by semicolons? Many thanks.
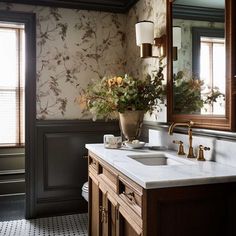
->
118;176;143;218
89;151;118;191
99;165;117;192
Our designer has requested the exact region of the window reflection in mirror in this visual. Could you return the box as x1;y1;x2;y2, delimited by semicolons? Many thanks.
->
172;0;225;115
200;35;225;114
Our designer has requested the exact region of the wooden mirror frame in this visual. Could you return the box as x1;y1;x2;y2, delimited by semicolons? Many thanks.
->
166;0;236;131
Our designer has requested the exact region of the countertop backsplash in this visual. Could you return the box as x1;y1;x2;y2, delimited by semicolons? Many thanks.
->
149;129;236;167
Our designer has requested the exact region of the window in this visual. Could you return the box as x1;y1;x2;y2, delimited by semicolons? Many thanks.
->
0;24;25;146
200;37;225;115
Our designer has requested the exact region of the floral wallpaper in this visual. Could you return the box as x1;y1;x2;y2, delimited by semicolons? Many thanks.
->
125;0;167;122
173;18;224;74
0;0;167;121
0;3;126;119
125;0;166;78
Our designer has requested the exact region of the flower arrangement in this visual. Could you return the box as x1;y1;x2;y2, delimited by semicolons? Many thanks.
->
173;70;225;114
79;67;166;120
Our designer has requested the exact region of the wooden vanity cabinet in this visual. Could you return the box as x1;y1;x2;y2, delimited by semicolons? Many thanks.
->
88;152;142;236
88;151;236;236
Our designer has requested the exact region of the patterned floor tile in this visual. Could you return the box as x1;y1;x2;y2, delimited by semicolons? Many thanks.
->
0;213;88;236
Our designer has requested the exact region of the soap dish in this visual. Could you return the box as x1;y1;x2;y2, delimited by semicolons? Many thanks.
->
124;141;146;149
148;146;168;151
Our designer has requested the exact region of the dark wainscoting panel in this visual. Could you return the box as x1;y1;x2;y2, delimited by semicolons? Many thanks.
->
35;120;120;218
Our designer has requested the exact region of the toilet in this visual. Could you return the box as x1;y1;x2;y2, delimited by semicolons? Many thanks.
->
82;181;88;202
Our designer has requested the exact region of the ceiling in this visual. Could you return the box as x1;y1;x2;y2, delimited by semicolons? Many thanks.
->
1;0;139;13
174;0;224;9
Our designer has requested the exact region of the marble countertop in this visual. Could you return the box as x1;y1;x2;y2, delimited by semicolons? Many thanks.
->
86;143;236;189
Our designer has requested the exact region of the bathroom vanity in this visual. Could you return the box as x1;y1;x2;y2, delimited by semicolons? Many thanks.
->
86;144;236;236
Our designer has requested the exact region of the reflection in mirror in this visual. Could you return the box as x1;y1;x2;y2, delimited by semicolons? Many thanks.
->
172;0;225;115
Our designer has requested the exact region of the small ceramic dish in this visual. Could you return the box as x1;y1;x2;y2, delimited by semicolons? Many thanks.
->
148;146;168;151
124;141;146;149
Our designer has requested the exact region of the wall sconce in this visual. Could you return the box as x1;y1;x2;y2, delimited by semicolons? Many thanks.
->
135;21;166;58
173;26;181;61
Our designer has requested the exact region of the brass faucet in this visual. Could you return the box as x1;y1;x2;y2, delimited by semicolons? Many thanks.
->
173;140;185;155
197;145;210;161
168;121;195;158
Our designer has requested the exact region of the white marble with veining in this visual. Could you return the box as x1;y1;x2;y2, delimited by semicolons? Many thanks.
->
86;144;236;189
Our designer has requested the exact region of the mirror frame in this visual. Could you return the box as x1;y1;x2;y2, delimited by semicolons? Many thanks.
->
166;0;236;131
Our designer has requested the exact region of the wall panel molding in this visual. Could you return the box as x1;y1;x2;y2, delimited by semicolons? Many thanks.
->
35;119;120;218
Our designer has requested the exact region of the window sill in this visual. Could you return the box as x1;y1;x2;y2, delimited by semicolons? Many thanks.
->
0;144;25;149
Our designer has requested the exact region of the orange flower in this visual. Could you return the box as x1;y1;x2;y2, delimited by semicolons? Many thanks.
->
107;79;113;87
116;76;123;85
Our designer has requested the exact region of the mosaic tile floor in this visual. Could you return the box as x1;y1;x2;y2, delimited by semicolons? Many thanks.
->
0;213;88;236
0;195;25;221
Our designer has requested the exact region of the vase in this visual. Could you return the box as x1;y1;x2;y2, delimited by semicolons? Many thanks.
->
119;110;145;141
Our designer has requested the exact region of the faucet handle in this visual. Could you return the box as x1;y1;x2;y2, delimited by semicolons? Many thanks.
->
189;120;194;127
197;145;210;161
173;140;185;155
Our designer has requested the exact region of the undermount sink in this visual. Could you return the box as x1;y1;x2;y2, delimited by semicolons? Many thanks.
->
127;153;189;166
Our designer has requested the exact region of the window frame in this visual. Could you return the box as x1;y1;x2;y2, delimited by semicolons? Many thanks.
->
192;27;225;77
0;10;36;218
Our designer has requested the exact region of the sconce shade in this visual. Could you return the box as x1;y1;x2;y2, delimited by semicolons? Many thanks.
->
135;21;154;46
173;26;181;49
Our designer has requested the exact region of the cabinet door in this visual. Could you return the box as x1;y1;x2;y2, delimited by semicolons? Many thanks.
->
100;191;109;236
100;189;118;236
89;176;102;236
116;206;142;236
89;175;119;236
107;195;117;236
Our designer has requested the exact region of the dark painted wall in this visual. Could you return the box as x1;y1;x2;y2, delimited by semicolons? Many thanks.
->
33;120;120;218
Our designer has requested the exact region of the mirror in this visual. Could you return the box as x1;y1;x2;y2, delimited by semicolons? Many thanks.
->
173;0;225;115
167;0;235;130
